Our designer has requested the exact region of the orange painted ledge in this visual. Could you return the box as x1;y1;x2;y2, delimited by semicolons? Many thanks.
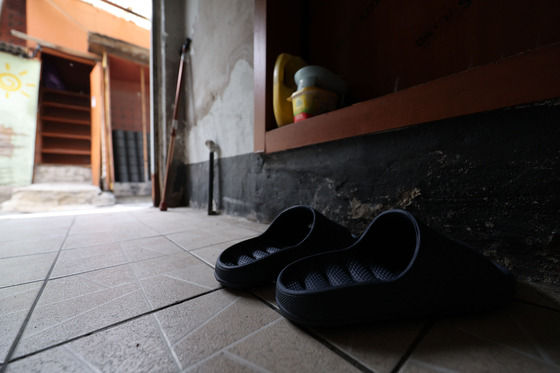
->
264;43;560;153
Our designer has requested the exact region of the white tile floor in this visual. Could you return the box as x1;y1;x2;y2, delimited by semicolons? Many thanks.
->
1;205;559;372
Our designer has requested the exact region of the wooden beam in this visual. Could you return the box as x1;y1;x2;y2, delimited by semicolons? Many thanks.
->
88;32;149;65
102;51;115;190
11;29;100;62
140;66;149;182
253;0;267;152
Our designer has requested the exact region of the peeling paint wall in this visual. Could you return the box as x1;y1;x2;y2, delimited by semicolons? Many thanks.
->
152;0;253;206
182;0;254;164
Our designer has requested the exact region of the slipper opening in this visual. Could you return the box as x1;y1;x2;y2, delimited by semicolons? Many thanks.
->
266;206;315;247
280;212;420;292
359;211;419;280
219;207;315;267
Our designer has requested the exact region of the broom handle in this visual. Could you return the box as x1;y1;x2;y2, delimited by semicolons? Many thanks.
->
160;38;191;210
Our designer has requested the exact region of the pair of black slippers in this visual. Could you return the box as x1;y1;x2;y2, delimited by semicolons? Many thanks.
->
214;205;515;326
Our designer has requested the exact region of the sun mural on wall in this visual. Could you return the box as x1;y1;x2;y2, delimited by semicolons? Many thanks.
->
0;52;41;186
0;62;36;99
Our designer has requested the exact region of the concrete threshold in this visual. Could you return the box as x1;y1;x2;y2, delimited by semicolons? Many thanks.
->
0;183;116;213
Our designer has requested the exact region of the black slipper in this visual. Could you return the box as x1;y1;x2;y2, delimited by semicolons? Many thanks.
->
214;205;356;288
276;209;515;326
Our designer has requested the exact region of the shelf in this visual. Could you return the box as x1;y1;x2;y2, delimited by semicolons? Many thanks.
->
36;54;94;167
254;0;560;153
264;43;560;153
41;153;90;165
42;132;91;140
43;101;91;112
42;121;91;137
42;88;90;108
40;115;90;126
42;87;89;98
41;148;91;155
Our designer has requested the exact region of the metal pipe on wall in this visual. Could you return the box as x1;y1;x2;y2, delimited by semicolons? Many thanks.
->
205;140;218;216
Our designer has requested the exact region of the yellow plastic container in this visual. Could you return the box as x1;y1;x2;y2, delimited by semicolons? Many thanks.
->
273;54;306;127
288;87;339;122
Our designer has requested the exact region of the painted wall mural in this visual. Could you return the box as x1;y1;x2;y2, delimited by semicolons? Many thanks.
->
0;52;41;186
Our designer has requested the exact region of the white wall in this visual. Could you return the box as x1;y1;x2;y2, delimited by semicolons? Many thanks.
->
182;0;254;164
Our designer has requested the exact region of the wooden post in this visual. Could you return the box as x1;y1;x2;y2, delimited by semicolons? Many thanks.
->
102;51;114;190
140;66;149;182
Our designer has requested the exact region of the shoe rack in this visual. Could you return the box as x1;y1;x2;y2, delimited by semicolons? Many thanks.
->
38;87;91;165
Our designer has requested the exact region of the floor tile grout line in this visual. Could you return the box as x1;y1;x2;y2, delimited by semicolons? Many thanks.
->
77;275;113;290
165;234;254;255
127;208;171;238
245;289;375;373
38;231;253;284
161;274;214;290
117;242;184;371
0;284;43;303
449;309;560;368
181;317;284;372
187;250;216;268
0;279;46;292
2;209;245;268
514;297;560;314
44;245;215;284
55;233;164;252
507;311;559;367
0;216;76;373
405;359;459;373
129;208;266;243
0;282;132;319
117;241;155;310
62;344;102;373
21;289;145;340
389;318;436;373
51;209;198;251
3;287;224;366
159;234;242;273
0;248;63;260
171;297;240;348
151;314;184;371
137;217;266;238
248;289;383;372
221;350;276;373
248;289;278;310
298;326;376;373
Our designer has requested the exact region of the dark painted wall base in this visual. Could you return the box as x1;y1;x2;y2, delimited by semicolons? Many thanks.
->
184;101;560;284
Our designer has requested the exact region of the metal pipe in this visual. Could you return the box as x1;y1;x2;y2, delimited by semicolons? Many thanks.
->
205;140;218;215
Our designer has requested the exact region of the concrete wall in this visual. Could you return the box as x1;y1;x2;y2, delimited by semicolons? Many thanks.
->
153;0;254;205
151;0;187;204
182;0;254;164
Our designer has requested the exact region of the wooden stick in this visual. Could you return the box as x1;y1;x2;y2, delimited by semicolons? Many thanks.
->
140;66;149;182
102;51;115;190
159;38;191;211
